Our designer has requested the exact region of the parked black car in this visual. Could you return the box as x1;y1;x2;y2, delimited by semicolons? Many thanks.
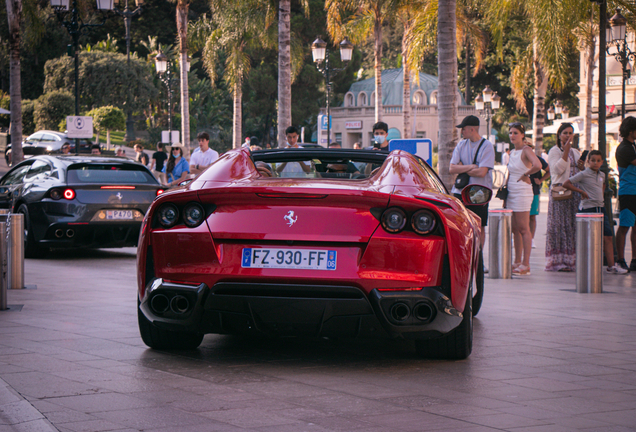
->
0;155;164;257
5;131;93;166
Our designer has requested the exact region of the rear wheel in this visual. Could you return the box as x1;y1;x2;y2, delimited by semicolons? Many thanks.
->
415;291;472;360
138;302;203;350
17;204;47;258
472;250;484;316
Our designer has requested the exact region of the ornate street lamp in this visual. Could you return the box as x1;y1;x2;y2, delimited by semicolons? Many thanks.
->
474;87;500;142
312;37;353;147
51;0;113;154
607;8;636;120
155;53;189;144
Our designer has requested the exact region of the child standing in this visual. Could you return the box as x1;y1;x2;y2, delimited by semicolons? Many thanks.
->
564;150;627;274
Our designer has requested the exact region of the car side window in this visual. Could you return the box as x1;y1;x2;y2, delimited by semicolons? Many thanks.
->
25;133;43;144
41;134;57;142
0;162;34;185
24;160;52;182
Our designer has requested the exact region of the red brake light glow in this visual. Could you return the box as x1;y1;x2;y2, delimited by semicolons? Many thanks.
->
156;189;164;196
101;186;136;190
63;189;75;200
377;287;423;292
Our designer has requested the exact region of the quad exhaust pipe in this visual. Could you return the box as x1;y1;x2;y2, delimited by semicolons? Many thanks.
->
66;229;74;238
55;229;64;238
150;294;170;314
389;301;436;323
170;295;189;314
413;302;435;323
390;302;410;322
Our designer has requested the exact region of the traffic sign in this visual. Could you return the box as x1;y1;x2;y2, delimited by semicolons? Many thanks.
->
66;116;93;139
389;139;433;166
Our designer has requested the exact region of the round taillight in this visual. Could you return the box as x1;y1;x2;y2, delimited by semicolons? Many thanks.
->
156;189;164;196
63;189;75;200
411;210;436;235
50;189;62;200
183;203;205;228
157;203;179;228
381;207;406;233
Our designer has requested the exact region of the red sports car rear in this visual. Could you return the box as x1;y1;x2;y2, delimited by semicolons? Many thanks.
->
137;148;487;359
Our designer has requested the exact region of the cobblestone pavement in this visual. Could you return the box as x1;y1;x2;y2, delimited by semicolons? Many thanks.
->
0;199;633;432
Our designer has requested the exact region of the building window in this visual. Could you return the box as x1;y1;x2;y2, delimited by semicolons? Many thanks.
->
370;92;376;106
335;133;342;143
416;132;426;138
430;91;438;105
345;93;354;107
358;92;367;106
413;91;426;105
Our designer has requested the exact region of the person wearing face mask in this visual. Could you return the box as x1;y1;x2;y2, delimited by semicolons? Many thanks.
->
365;122;389;151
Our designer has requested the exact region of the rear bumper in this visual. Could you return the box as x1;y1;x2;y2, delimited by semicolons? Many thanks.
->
39;222;141;248
139;279;463;340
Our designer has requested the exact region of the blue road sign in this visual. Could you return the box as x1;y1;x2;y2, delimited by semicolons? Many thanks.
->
389;139;433;166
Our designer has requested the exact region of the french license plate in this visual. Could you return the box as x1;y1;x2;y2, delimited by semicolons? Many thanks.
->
241;248;337;270
106;210;133;220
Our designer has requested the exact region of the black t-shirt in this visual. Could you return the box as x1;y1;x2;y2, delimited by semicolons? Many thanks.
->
153;151;168;171
529;156;548;195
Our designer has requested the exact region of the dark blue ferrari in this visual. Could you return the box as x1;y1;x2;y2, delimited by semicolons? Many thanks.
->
0;155;164;257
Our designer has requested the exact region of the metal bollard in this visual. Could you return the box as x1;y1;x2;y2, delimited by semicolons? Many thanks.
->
576;213;603;293
7;214;24;290
488;209;513;279
0;221;6;310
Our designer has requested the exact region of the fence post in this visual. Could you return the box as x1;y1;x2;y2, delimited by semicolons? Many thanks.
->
488;209;513;279
576;213;603;293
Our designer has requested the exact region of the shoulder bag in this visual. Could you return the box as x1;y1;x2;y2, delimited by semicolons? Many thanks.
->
454;138;486;190
551;184;572;201
495;170;509;201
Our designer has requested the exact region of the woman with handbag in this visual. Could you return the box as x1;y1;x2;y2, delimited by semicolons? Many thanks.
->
504;123;542;275
545;123;585;271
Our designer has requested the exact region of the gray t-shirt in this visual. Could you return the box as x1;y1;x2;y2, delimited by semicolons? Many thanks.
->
450;138;495;194
569;168;605;209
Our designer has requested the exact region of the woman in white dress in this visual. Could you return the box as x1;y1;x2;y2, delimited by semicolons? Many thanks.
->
505;123;542;275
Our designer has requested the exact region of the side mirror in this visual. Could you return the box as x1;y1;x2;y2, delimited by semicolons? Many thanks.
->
461;185;492;206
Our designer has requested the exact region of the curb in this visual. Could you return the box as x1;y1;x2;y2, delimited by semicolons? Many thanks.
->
0;378;57;432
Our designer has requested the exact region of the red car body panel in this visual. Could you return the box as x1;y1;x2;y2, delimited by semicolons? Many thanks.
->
138;148;481;319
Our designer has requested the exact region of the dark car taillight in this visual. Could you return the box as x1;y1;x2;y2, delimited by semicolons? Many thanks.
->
183;203;205;228
157;203;179;228
411;210;436;235
381;207;406;233
49;189;62;200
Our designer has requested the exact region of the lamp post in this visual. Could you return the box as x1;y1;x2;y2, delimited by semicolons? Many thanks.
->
111;0;144;142
51;0;114;155
155;52;189;145
311;37;353;147
547;100;570;123
474;85;500;142
607;8;636;121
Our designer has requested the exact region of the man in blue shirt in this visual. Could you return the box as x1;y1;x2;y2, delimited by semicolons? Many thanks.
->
616;117;636;272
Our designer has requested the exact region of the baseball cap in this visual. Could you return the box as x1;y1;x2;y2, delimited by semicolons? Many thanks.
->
456;115;480;128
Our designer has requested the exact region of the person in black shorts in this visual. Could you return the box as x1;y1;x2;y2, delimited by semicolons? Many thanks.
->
151;143;168;178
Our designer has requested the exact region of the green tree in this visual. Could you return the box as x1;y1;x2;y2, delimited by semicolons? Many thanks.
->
326;0;400;123
87;106;126;149
21;99;35;135
34;90;74;131
192;1;274;148
42;51;159;114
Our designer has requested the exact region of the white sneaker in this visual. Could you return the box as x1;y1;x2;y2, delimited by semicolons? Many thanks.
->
532;239;536;249
606;265;629;274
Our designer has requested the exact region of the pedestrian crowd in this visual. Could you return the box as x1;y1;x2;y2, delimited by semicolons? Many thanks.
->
453;114;635;276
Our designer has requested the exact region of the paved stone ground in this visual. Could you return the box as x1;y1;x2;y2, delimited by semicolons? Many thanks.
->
0;197;633;432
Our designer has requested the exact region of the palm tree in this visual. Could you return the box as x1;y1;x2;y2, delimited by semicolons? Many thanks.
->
5;0;24;164
326;0;399;123
192;1;274;148
175;0;191;158
437;0;458;188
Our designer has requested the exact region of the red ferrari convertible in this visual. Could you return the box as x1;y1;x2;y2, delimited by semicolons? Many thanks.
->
137;148;490;359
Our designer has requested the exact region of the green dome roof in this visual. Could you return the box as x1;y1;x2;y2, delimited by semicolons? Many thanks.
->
345;68;466;106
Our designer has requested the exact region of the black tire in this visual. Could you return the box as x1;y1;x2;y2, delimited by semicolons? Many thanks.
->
138;302;203;350
472;250;484;316
17;204;47;258
415;291;472;360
